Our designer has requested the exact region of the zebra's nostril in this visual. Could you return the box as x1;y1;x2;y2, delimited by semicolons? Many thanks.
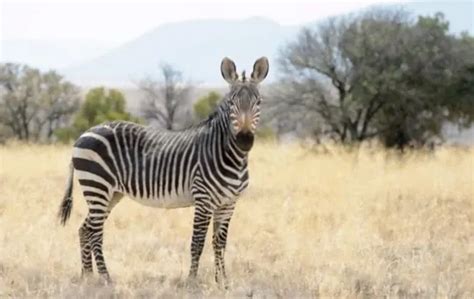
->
235;131;254;151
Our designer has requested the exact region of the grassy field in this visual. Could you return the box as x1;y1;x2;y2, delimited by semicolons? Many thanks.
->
0;142;472;298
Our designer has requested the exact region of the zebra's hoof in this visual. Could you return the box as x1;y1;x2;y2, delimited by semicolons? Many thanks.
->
215;274;229;290
79;271;94;283
183;276;200;289
100;274;114;285
216;279;229;290
81;269;93;278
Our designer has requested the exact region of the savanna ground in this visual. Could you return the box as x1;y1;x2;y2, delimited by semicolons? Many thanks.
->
0;142;473;298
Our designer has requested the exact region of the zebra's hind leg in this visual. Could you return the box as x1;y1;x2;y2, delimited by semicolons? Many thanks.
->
212;203;235;288
188;200;212;280
81;191;123;283
78;220;94;277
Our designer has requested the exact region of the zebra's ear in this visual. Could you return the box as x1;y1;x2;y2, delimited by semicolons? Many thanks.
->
251;57;269;84
221;57;238;84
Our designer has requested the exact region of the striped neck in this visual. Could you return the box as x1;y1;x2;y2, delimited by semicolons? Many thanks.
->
205;99;248;163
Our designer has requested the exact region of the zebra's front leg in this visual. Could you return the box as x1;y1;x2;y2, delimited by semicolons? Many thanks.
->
213;203;235;288
188;201;212;279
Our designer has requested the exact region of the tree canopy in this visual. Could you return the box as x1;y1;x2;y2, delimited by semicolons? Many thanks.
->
139;64;192;130
55;87;136;142
0;63;80;142
193;91;221;121
271;9;474;148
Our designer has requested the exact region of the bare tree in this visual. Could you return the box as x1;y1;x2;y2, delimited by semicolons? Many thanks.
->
269;10;408;143
138;64;192;130
270;14;385;143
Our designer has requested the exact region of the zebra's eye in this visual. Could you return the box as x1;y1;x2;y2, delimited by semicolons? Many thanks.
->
255;98;262;105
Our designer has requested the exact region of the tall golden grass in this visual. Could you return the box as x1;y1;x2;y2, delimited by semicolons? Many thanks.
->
0;142;472;298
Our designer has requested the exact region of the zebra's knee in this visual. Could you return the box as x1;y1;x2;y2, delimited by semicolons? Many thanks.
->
79;223;91;240
214;228;227;244
213;238;226;256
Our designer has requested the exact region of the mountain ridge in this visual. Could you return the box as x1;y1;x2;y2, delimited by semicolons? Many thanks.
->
61;17;300;86
2;2;472;86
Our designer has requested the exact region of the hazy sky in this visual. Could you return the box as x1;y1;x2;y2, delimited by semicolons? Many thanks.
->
1;0;407;43
1;0;471;71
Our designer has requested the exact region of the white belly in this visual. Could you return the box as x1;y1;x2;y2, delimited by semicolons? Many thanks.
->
131;193;195;209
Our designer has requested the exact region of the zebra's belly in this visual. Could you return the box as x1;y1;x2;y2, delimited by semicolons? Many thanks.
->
131;193;195;209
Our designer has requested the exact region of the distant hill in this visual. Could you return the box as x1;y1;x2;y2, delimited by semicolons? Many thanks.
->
2;1;472;87
62;17;299;86
1;39;115;70
60;2;472;87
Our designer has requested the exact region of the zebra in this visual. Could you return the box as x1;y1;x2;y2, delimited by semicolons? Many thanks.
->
58;57;269;286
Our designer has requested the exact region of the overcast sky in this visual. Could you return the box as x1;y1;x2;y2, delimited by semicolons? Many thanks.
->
2;0;471;71
1;0;407;43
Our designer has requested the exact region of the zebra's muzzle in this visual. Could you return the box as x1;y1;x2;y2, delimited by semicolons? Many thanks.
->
235;131;254;151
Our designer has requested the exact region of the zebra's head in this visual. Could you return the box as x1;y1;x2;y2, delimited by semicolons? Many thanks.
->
220;57;269;151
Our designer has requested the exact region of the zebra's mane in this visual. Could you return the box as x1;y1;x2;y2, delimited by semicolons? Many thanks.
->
183;83;258;132
183;94;231;131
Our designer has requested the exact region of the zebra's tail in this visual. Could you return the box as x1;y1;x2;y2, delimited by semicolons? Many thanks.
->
58;162;74;226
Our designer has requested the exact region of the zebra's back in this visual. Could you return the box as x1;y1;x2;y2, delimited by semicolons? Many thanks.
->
72;121;199;208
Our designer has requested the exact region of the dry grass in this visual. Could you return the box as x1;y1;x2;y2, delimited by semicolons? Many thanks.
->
0;142;473;298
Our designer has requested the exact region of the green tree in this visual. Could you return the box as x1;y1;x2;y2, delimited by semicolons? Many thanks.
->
255;126;276;141
272;9;474;148
193;91;221;121
0;63;80;142
56;87;136;142
346;12;474;148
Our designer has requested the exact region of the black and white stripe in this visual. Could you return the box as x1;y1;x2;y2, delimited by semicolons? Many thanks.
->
58;57;269;286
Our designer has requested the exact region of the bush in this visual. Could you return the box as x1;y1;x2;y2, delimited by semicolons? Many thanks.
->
194;91;221;121
256;126;276;141
56;87;138;142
